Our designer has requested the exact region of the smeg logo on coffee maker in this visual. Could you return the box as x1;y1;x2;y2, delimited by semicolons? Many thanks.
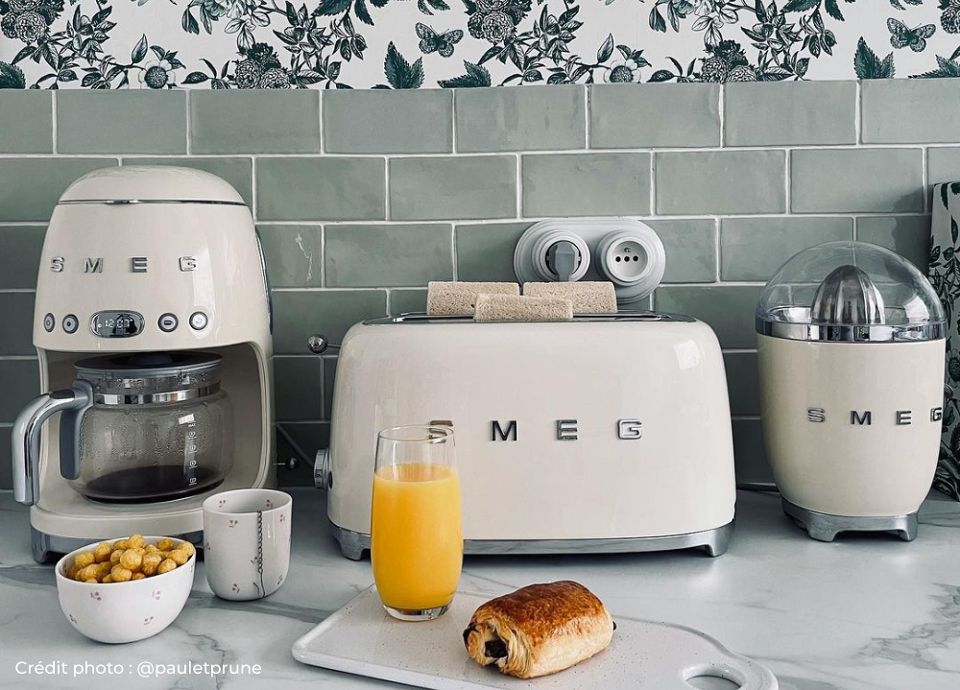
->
806;406;943;426
489;419;644;442
49;256;199;273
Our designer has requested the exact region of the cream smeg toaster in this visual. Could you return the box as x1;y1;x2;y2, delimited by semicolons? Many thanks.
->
317;312;736;559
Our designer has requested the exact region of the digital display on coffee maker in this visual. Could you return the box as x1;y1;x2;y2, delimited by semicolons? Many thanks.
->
90;311;144;338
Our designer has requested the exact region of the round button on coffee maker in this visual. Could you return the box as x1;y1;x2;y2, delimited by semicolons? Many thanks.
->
62;314;79;334
158;313;178;333
42;313;55;332
189;311;208;331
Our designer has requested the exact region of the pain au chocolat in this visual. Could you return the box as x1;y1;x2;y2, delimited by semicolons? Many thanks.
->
462;581;614;679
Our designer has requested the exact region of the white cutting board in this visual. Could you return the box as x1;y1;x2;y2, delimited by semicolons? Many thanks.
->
292;587;778;690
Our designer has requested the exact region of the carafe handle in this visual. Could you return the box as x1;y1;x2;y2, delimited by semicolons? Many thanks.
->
12;382;93;506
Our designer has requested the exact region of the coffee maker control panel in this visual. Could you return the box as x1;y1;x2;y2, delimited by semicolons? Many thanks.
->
90;311;144;338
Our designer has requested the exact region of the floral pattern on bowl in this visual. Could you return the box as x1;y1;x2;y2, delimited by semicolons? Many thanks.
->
55;537;196;644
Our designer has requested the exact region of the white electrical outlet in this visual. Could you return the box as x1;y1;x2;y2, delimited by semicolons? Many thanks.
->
513;219;666;305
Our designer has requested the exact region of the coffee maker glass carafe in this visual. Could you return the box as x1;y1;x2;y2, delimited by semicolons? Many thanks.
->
16;352;233;504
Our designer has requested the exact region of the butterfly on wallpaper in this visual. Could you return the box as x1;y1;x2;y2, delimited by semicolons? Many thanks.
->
886;18;936;52
415;23;463;58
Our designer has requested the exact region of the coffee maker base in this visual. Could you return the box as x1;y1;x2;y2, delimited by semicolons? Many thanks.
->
781;499;918;543
30;527;203;564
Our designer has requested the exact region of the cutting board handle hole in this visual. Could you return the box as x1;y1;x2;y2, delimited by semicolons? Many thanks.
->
684;665;743;690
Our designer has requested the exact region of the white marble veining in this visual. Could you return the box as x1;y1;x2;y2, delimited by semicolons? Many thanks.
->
1;489;959;690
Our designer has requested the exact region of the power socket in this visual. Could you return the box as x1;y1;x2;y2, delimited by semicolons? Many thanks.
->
513;219;666;305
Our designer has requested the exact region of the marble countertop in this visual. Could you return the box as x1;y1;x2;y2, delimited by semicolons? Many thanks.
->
1;489;959;690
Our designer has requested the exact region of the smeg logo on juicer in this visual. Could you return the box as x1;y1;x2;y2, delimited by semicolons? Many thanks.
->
50;256;199;273
490;419;643;442
806;406;943;426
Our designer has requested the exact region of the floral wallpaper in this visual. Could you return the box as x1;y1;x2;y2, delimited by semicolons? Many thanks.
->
3;0;960;89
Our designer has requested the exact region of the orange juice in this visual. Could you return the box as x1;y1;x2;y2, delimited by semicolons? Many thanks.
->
371;463;462;611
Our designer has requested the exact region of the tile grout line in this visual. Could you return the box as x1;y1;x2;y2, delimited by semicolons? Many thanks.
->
184;91;191;155
0;142;947;160
251;156;258;221
318;90;324;155
51;91;58;154
922;146;929;214
319;223;326;288
583;85;590;149
714;217;722;282
855;80;862;146
784;149;791;214
384;157;391;220
450;224;459;281
718;84;725;148
649;152;657;217
450;89;457;154
515;153;522;219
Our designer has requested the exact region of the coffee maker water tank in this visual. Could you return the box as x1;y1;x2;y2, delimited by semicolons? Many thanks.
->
755;241;945;542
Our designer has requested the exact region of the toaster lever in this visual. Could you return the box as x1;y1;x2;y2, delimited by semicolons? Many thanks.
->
308;334;340;355
314;448;331;491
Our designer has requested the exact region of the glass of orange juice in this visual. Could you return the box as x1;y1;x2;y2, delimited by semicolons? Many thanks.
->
371;424;462;621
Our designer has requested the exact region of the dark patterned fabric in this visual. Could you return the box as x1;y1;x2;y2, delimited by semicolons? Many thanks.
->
931;182;960;501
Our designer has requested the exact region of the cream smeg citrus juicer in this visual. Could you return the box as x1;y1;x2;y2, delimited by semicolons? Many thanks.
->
756;241;945;542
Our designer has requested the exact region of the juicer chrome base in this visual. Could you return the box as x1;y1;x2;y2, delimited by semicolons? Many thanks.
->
330;521;733;561
30;527;204;564
781;499;918;543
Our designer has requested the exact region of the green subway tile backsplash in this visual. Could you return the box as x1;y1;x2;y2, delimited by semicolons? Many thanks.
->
271;289;387;354
324;89;452;154
455;85;585;152
57;91;187;154
0;294;36;356
325;224;453;287
257;225;323;288
455;222;531;282
190;90;320;154
257;157;385;221
0;82;951;487
0;226;45;289
274;357;324;422
521;153;651;217
0;91;52;153
0;158;116;222
125;157;254;207
720;217;853;281
0;360;40;423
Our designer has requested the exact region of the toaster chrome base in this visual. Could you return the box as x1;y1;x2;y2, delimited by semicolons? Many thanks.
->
781;499;918;542
30;527;204;564
330;521;733;560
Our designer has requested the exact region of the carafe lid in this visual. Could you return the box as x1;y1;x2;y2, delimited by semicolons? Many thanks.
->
756;241;944;343
74;351;222;398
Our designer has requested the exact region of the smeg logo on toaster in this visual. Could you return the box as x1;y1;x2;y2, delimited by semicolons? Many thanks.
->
490;419;643;442
49;256;199;273
806;407;943;426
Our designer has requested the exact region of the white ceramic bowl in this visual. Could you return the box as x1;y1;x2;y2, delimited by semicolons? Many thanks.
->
55;537;196;644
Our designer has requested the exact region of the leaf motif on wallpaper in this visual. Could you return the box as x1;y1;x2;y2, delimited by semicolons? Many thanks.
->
438;60;490;87
131;34;149;64
0;62;26;89
853;37;896;78
382;41;424;88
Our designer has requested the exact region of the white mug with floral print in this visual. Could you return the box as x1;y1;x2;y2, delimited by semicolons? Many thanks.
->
202;489;292;601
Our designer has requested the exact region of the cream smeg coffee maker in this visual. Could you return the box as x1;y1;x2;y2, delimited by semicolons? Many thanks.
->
11;167;274;562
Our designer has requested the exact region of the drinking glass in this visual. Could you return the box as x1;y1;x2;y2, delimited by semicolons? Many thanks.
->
371;424;462;621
